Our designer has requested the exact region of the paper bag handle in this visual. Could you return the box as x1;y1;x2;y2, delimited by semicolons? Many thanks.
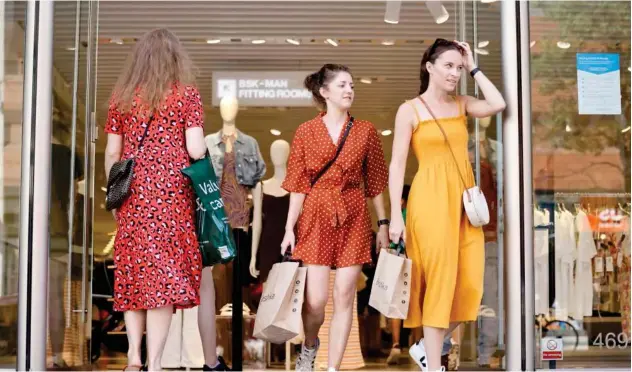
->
395;238;408;258
282;248;304;266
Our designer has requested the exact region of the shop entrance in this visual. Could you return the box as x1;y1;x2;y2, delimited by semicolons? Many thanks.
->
5;0;512;370
10;1;629;371
45;0;100;369
78;1;508;370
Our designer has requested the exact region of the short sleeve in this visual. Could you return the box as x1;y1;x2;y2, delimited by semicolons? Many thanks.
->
185;86;204;129
363;127;388;198
282;126;311;194
104;100;124;135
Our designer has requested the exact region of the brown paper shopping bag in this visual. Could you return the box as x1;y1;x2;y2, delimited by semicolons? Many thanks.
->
253;259;307;344
369;245;412;319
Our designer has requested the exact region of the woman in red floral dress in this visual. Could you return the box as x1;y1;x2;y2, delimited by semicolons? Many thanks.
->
104;29;208;371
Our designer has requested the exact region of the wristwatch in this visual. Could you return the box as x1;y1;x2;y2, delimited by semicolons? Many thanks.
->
377;219;390;228
470;67;481;78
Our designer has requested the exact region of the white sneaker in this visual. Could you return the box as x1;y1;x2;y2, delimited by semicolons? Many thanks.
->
295;338;320;372
409;339;428;371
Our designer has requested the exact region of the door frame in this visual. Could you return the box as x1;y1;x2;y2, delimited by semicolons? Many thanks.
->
17;0;100;369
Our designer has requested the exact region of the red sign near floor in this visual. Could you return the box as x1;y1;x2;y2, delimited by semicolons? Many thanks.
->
541;338;564;360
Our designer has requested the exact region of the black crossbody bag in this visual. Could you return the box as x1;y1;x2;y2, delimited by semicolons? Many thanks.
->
310;117;354;187
105;114;153;211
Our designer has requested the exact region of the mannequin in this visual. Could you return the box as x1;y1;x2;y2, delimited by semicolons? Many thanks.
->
184;95;264;370
249;139;290;279
214;95;239;150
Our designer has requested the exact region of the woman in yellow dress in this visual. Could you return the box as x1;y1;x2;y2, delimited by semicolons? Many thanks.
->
387;39;506;372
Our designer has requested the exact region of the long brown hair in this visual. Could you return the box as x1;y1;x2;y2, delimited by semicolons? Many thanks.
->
110;28;196;113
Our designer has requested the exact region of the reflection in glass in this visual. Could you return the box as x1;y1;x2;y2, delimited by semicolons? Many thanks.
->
531;1;631;369
0;1;24;368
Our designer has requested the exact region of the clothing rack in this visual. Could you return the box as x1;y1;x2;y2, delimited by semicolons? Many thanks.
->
554;192;631;198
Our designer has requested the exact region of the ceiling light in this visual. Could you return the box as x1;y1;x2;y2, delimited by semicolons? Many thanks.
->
286;38;300;46
474;48;489;56
360;78;372;84
381;40;395;46
101;186;107;192
481;0;498;3
381;129;393;136
325;39;338;47
270;129;281;136
565;124;572;132
530;40;536;48
252;39;266;44
426;1;450;24
66;46;76;51
557;41;571;49
206;39;221;44
477;40;489;48
622;126;631;133
111;38;123;45
384;1;402;24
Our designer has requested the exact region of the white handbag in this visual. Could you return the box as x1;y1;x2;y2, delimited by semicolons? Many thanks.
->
419;97;490;227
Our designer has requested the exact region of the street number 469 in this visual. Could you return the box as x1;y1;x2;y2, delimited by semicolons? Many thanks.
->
592;332;630;349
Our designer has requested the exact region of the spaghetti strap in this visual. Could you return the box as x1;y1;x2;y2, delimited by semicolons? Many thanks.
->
407;100;422;123
455;96;463;116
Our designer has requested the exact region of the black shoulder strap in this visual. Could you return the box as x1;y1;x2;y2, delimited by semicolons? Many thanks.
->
134;114;154;157
311;117;354;187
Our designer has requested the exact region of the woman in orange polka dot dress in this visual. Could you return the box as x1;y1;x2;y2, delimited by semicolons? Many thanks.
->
280;64;389;372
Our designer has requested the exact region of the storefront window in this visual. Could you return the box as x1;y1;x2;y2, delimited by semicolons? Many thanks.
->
530;0;631;369
0;1;24;368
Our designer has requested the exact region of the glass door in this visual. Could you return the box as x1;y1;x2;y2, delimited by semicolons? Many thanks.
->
0;2;26;368
457;1;506;370
48;0;99;369
529;1;631;369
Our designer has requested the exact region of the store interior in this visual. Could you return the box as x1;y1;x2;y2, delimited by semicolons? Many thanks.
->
1;0;630;370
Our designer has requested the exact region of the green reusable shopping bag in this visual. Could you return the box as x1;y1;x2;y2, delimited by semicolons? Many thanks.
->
181;156;236;267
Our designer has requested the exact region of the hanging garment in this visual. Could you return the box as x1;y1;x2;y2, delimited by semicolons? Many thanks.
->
554;211;576;320
257;192;290;282
220;148;251;229
570;211;597;319
619;254;631;338
206;129;266;187
534;209;550;315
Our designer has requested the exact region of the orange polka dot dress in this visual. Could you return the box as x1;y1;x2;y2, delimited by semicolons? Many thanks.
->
282;112;388;268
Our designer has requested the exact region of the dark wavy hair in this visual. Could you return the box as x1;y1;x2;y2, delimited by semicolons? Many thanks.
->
304;64;352;109
419;38;465;95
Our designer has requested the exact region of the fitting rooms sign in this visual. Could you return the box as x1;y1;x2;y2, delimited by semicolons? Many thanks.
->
212;71;313;107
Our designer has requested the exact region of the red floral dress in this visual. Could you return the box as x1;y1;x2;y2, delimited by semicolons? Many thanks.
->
104;84;203;311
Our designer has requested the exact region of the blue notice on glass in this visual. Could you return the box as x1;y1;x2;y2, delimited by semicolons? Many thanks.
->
576;53;621;115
